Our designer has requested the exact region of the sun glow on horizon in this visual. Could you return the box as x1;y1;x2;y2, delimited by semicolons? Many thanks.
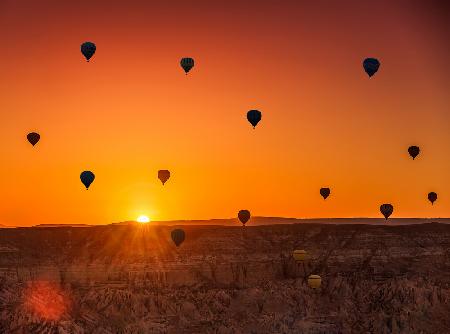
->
137;215;150;224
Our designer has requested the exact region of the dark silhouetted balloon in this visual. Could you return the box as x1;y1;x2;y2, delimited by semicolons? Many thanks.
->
238;210;251;225
247;110;262;128
180;58;194;74
320;187;330;200
158;170;171;185
171;229;185;247
363;58;380;77
428;192;437;205
380;203;393;220
408;146;420;160
27;132;40;146
80;171;95;189
81;42;96;62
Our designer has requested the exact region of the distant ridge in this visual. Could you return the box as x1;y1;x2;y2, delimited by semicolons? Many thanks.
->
33;224;93;228
120;217;450;226
0;224;17;229
111;221;140;226
5;217;449;228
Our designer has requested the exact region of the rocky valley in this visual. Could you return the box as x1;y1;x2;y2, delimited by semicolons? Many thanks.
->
0;221;449;333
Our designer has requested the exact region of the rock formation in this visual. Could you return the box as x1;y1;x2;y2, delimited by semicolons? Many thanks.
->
0;222;449;333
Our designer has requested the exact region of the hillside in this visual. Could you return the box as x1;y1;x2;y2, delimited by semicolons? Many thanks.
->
0;222;449;333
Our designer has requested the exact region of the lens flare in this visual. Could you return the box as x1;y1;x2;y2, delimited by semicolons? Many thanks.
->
22;281;71;321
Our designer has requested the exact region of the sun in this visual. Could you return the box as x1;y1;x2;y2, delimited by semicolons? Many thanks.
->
137;215;150;224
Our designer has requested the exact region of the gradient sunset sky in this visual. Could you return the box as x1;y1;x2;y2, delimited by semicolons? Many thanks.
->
0;0;448;226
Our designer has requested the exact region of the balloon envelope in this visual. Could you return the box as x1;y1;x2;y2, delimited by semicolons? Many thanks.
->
158;170;171;185
293;250;307;262
171;229;185;247
320;187;330;200
308;275;322;289
363;58;380;77
180;57;194;74
27;132;40;146
428;192;437;205
247;110;262;128
80;171;95;189
81;42;96;61
238;210;251;225
408;146;420;160
380;203;393;220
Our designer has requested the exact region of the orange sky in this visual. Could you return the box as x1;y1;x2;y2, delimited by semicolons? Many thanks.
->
0;0;448;226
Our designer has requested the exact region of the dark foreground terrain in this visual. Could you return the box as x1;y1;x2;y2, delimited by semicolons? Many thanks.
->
0;221;449;333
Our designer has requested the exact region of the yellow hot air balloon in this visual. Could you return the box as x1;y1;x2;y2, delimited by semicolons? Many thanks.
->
307;275;321;289
293;250;307;262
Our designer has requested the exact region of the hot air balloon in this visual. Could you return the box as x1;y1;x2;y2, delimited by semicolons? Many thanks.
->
158;170;171;185
27;132;40;146
171;229;185;247
247;110;262;129
408;146;420;160
428;192;437;205
80;171;95;190
363;58;380;77
180;58;194;74
81;42;96;62
380;203;393;220
293;250;307;262
307;275;321;289
320;188;330;200
238;210;251;226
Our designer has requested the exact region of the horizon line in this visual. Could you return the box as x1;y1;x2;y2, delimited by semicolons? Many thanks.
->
1;216;448;228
